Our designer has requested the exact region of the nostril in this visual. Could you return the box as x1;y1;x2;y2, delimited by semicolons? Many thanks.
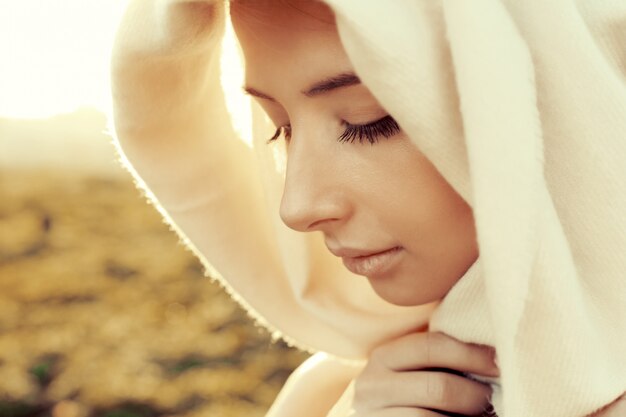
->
307;219;326;230
279;195;345;233
306;217;340;231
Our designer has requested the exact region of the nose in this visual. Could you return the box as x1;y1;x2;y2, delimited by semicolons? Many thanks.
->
279;132;351;233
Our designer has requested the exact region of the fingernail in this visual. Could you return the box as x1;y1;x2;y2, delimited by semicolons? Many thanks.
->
486;347;499;371
493;355;500;375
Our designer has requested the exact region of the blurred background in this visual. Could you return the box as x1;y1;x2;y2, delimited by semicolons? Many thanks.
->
0;1;307;417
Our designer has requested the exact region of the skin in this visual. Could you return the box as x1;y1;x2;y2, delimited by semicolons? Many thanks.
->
351;332;498;416
231;0;478;307
231;2;489;414
231;2;626;416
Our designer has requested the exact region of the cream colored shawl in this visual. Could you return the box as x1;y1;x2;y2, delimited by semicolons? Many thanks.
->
110;1;626;416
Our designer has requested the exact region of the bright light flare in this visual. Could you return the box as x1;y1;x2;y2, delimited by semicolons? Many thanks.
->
0;1;127;118
221;12;254;148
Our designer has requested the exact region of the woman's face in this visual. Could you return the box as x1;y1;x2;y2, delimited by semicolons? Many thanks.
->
231;0;478;306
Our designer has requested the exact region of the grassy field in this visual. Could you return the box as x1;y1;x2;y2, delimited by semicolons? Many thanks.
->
0;170;308;417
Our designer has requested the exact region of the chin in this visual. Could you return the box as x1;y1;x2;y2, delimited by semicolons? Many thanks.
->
368;279;441;306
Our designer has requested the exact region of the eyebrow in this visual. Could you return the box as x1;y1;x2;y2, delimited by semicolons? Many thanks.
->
243;72;361;102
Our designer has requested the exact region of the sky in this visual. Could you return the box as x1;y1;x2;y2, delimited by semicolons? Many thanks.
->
0;0;253;172
0;0;128;118
0;0;251;139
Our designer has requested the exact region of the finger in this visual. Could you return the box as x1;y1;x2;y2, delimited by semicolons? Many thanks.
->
367;371;492;415
352;408;447;417
374;332;499;377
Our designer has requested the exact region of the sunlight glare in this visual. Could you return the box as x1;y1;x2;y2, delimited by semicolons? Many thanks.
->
220;11;254;148
0;1;127;118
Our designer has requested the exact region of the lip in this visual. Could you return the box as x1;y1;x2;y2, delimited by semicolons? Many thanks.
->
331;246;404;277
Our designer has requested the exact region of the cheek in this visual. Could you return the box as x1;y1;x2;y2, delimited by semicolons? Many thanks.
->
371;148;475;250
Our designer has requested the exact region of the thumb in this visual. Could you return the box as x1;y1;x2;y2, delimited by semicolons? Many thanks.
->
327;380;356;417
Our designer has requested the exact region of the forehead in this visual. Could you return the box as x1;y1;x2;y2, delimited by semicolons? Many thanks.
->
230;0;353;95
231;0;336;32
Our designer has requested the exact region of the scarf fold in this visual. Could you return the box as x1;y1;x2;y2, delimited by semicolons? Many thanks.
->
110;1;626;416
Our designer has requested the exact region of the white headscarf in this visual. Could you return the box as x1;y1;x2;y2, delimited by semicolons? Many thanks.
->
110;1;626;416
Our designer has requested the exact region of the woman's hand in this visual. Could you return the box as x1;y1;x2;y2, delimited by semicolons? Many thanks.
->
350;332;499;417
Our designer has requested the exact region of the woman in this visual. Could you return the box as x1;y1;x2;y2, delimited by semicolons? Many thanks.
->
110;0;626;416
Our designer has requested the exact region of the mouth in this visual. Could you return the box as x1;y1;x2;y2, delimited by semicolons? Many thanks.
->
336;246;404;277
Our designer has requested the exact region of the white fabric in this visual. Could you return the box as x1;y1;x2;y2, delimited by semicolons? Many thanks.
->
110;1;626;416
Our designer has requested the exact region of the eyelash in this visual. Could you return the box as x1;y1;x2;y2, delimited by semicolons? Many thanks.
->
266;115;401;145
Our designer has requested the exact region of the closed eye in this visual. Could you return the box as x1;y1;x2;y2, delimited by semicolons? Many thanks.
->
338;115;400;144
266;124;292;144
266;115;400;145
